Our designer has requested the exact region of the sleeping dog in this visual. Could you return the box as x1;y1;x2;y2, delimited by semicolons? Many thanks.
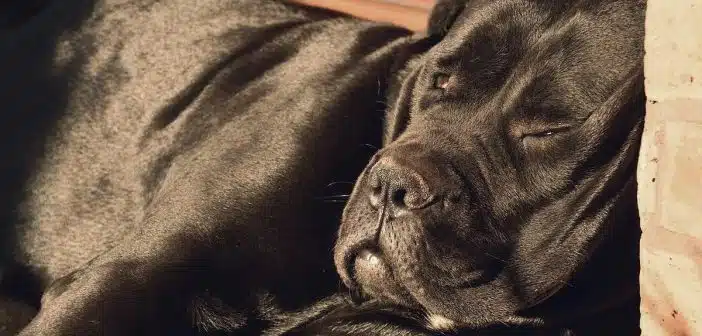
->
0;0;645;335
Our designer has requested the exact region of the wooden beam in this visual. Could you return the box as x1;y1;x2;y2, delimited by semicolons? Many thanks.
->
288;0;431;32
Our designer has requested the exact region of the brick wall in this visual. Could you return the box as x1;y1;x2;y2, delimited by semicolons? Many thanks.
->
639;0;702;335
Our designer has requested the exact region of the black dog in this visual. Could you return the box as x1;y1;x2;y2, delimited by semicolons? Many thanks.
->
333;0;646;334
0;0;645;335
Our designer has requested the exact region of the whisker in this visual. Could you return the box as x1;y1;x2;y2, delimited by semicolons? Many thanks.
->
316;194;351;199
324;181;354;188
560;280;576;288
484;252;508;264
360;143;379;150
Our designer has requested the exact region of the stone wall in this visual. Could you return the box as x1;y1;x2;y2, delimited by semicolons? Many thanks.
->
639;0;702;335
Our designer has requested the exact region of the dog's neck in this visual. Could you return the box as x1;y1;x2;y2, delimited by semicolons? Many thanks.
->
523;180;641;334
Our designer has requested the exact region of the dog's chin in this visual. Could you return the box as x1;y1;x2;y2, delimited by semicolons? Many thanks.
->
351;247;504;325
337;186;518;328
352;249;418;307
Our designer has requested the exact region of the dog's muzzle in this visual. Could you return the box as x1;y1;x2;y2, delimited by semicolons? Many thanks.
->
333;144;491;308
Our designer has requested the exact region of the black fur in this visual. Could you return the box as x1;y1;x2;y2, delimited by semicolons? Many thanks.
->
427;0;470;37
0;0;645;335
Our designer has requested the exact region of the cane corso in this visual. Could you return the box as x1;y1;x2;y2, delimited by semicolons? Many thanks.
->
0;0;645;335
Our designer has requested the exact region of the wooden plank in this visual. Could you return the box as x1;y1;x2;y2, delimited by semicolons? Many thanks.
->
287;0;432;32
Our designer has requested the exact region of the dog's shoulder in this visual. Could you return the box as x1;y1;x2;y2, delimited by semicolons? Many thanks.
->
3;0;416;283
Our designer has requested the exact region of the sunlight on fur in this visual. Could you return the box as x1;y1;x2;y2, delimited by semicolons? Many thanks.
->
426;314;457;331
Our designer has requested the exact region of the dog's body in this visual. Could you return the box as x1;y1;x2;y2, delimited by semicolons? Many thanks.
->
0;0;645;335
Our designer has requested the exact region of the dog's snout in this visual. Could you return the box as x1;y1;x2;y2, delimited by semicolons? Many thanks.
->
368;155;441;213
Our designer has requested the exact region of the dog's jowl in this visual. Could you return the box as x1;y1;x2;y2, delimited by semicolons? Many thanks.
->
335;0;645;333
0;0;645;335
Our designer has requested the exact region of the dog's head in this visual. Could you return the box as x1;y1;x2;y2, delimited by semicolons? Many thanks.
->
334;0;645;329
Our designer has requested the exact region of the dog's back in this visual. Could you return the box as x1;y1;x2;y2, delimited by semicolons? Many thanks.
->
1;1;414;334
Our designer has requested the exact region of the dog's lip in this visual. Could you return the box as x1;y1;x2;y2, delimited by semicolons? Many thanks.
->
338;240;375;289
425;253;505;288
357;249;381;265
346;247;387;287
353;249;418;307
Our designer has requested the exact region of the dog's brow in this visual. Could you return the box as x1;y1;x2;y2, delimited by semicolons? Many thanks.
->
486;8;601;118
440;0;523;57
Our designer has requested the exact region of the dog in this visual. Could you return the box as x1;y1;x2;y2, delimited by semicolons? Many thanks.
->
0;0;645;335
332;0;646;334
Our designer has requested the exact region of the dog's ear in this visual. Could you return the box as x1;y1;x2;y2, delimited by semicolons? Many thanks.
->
427;0;469;37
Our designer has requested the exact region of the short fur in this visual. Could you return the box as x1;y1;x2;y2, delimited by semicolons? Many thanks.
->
0;0;645;335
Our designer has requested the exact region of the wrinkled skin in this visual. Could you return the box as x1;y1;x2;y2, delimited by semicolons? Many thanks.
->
335;0;645;333
0;0;644;335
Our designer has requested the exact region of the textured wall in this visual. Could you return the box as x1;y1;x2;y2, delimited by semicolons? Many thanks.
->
639;0;702;335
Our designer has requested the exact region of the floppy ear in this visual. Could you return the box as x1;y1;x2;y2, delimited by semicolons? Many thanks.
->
427;0;470;37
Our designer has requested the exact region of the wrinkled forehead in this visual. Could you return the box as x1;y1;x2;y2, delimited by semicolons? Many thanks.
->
431;0;643;115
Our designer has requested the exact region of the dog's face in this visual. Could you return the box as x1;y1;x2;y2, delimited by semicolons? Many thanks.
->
335;0;645;328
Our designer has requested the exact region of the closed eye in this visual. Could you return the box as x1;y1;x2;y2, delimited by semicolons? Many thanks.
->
528;130;556;137
523;126;571;139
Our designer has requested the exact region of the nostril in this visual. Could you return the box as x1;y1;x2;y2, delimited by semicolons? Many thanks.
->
391;188;407;208
371;183;382;196
366;155;445;212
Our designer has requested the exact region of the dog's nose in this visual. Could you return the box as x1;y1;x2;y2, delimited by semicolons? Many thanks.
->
368;156;437;212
